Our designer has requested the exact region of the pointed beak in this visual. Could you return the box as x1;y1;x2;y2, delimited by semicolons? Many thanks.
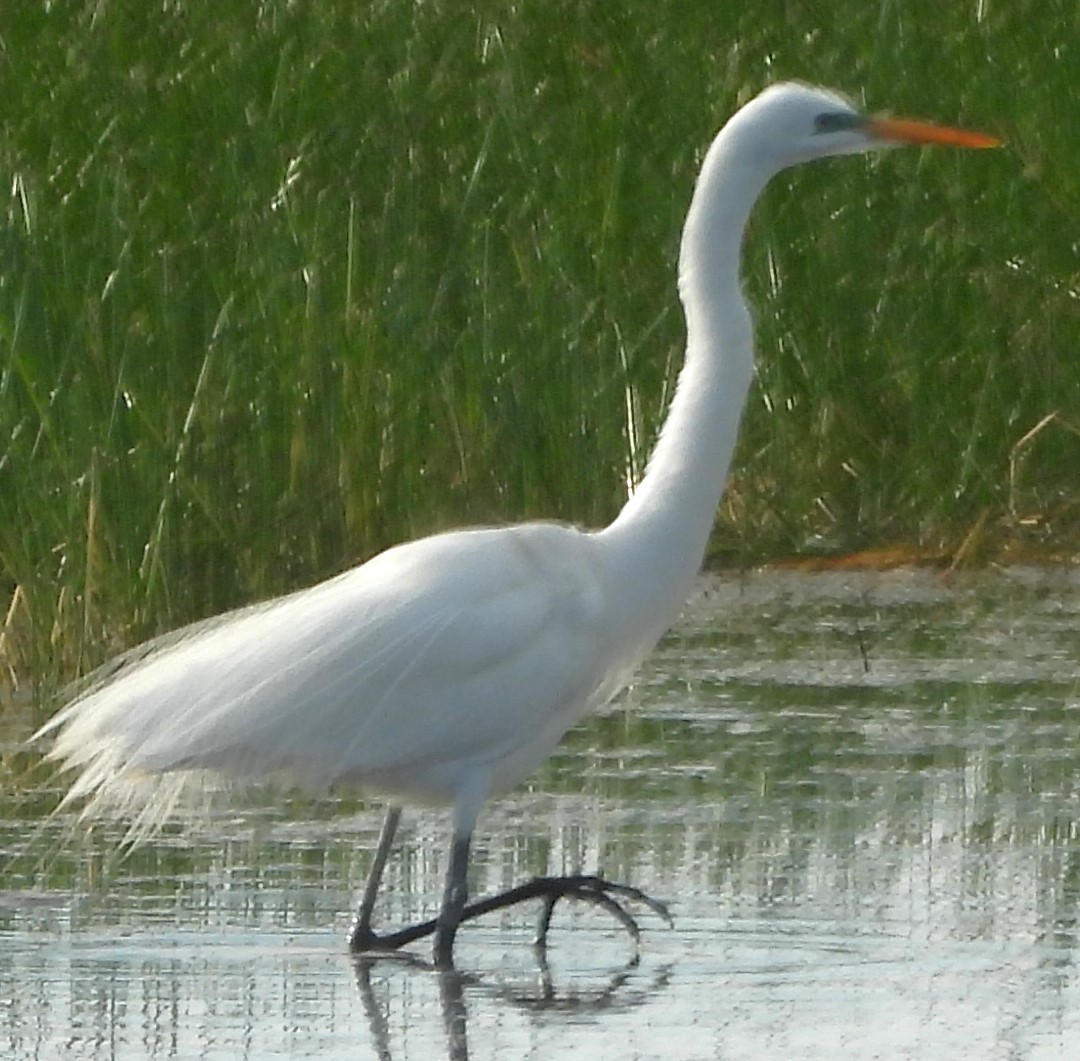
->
866;117;1001;149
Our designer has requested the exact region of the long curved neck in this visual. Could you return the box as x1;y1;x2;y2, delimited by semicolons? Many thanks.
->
598;129;771;638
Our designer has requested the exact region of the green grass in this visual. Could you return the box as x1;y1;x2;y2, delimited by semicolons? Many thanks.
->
1;1;1077;699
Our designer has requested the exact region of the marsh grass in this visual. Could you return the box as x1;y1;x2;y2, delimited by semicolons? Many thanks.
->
1;1;1077;698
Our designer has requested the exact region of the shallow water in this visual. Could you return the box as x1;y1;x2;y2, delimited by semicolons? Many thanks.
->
3;567;1080;1059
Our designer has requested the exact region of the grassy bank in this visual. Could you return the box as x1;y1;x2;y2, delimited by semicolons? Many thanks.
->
1;1;1077;699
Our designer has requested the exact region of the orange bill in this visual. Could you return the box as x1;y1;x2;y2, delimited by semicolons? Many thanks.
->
867;117;1001;149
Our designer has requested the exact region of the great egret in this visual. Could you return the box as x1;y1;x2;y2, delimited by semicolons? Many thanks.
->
35;83;997;967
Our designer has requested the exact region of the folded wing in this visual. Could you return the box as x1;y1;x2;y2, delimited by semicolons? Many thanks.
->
41;522;619;827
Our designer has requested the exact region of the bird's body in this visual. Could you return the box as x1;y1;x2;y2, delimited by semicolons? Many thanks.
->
55;522;640;811
37;83;997;965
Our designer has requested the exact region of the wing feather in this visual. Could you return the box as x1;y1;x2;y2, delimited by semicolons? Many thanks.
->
40;522;614;824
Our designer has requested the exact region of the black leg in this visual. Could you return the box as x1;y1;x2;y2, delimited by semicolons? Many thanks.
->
347;809;479;960
433;832;472;967
348;805;402;953
347;806;671;960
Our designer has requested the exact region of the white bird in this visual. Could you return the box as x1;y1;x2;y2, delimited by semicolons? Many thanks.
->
35;83;998;966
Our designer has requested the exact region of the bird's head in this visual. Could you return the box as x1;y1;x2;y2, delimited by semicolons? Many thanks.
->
724;82;999;174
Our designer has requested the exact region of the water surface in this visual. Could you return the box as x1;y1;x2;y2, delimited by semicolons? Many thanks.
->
3;567;1079;1059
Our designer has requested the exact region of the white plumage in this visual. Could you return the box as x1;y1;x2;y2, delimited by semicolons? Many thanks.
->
43;524;628;811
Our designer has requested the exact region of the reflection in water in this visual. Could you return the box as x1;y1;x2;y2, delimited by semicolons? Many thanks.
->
353;955;397;1061
3;569;1080;1058
437;968;469;1061
352;949;672;1061
352;954;474;1061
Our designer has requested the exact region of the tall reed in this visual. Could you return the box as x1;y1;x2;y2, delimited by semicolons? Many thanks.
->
1;1;1075;700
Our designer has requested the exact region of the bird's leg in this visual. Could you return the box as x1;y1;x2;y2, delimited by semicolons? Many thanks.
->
347;807;667;960
348;804;403;953
433;831;472;967
350;867;670;956
348;813;478;961
349;870;669;959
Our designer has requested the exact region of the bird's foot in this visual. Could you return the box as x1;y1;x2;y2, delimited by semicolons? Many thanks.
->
348;921;393;954
524;874;673;946
444;873;671;946
347;873;672;957
348;916;439;954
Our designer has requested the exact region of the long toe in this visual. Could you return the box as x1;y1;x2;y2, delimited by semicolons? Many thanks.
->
527;874;673;945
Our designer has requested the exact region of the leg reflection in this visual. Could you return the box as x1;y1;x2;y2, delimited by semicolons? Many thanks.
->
352;954;471;1061
438;967;470;1061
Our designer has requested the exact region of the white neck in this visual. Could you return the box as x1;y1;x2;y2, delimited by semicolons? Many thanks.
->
597;128;771;646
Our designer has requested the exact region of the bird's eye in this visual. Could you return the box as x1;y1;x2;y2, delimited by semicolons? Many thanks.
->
814;111;863;134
